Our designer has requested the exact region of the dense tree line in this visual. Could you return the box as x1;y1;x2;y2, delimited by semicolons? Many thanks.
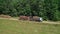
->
0;0;60;21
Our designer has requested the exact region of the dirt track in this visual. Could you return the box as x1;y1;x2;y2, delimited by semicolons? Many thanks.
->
0;17;60;24
0;17;18;20
42;21;60;24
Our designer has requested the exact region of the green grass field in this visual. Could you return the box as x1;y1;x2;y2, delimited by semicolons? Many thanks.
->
0;19;60;34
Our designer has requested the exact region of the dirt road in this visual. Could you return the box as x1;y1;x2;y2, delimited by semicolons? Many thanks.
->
0;17;60;24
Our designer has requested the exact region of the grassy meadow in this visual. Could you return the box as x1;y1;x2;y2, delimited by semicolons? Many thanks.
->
0;19;60;34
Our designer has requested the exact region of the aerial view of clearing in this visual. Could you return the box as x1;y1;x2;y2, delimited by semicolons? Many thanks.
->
0;0;60;34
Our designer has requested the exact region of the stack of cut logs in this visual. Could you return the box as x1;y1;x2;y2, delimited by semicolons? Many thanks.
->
19;16;43;22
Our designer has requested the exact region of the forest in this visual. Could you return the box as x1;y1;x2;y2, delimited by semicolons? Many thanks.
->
0;0;60;21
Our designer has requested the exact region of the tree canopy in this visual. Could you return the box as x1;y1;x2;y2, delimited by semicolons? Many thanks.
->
0;0;60;21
